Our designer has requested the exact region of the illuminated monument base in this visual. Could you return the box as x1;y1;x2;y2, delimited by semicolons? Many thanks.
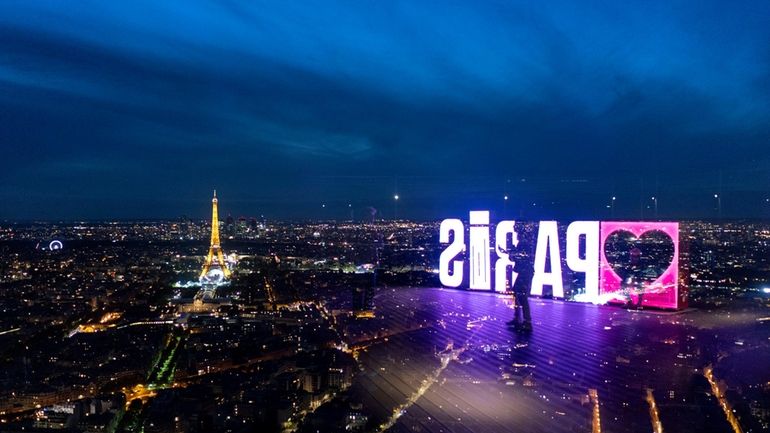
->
200;268;226;285
177;291;231;314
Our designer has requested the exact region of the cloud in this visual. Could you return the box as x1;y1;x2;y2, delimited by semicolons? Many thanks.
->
0;0;769;219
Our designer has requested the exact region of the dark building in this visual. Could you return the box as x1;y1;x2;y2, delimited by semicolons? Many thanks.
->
351;274;374;314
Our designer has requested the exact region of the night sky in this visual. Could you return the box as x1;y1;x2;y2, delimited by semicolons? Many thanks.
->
2;1;770;220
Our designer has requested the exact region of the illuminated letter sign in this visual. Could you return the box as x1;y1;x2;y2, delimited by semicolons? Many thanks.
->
599;222;681;310
494;220;518;293
437;213;684;310
565;221;600;300
531;221;564;298
439;218;464;288
468;211;491;290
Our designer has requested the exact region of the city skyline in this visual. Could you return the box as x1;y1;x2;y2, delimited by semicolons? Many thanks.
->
2;216;770;432
1;183;769;222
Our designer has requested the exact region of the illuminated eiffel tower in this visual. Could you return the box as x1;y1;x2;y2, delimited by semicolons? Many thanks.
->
200;190;231;281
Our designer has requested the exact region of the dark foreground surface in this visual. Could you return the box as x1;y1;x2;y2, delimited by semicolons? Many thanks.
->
346;287;770;433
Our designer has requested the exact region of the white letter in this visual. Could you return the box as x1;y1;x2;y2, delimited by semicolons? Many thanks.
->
468;211;491;290
439;219;464;287
566;221;600;301
531;221;564;297
494;220;518;292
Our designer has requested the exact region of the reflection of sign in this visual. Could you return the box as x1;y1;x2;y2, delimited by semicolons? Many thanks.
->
438;211;684;310
49;240;63;250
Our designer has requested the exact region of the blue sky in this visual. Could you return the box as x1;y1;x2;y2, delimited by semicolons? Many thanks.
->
1;1;770;219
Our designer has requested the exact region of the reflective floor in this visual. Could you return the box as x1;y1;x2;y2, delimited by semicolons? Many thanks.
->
347;288;770;433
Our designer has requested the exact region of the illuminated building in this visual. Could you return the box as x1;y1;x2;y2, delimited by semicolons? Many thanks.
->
237;216;248;235
200;190;231;282
225;213;235;237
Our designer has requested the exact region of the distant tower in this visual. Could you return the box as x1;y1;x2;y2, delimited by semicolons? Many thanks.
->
200;190;231;280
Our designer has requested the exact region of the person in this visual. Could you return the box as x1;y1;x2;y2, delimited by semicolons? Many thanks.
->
507;285;532;332
505;222;533;333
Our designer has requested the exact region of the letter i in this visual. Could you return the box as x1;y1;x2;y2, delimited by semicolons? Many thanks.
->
469;211;491;290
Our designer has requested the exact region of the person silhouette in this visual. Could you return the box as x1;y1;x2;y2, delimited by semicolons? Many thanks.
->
506;221;534;333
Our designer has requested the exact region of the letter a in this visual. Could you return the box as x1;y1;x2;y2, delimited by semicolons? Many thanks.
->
531;221;564;297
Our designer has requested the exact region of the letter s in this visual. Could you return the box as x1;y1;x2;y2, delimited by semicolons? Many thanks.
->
439;219;465;287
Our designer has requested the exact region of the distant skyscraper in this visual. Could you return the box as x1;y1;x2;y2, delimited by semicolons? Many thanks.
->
237;216;248;235
225;213;235;237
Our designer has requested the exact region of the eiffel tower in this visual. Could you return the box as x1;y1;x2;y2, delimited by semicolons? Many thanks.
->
200;190;231;280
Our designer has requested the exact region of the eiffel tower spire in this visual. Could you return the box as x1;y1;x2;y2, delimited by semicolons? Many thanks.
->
200;190;231;280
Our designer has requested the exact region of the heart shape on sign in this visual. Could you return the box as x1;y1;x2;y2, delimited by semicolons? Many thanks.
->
603;229;675;285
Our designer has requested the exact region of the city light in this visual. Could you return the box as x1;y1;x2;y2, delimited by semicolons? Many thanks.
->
589;388;601;433
704;365;745;433
645;389;663;433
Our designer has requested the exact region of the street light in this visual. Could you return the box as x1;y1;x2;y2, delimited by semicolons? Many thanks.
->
714;194;721;219
611;196;616;218
651;196;658;219
393;194;399;220
503;195;509;217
